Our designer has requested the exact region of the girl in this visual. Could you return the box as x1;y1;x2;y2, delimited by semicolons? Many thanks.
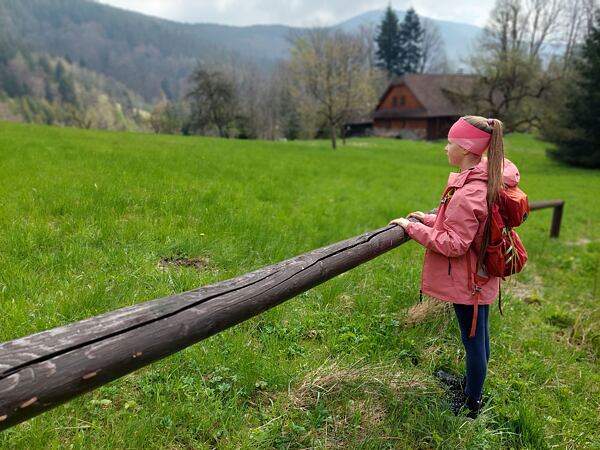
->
389;115;521;418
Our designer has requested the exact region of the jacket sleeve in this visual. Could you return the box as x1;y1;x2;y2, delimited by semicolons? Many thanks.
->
405;185;486;257
422;213;437;227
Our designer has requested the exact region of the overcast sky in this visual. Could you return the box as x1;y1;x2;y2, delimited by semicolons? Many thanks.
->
97;0;497;28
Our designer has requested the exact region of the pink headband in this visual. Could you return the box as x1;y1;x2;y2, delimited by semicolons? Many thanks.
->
448;117;492;156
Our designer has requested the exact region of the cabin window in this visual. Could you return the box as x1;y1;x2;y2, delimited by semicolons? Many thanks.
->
392;96;398;107
400;95;406;106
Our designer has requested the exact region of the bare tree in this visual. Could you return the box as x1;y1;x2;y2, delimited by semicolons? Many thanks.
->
419;19;448;73
187;64;237;138
288;28;377;149
561;0;598;69
523;0;563;59
65;105;93;129
483;0;528;56
264;62;303;140
463;0;571;131
358;24;378;70
149;98;182;134
481;0;583;61
233;60;268;139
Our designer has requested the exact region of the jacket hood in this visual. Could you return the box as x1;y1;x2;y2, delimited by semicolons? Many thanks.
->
447;158;520;189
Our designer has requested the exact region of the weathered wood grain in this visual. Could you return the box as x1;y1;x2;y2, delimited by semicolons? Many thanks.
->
0;199;562;430
0;223;411;430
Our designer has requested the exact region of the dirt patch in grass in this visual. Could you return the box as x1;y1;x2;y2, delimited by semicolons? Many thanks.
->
284;361;436;448
352;399;386;427
553;312;600;362
403;299;450;326
504;275;544;304
336;293;355;312
564;238;600;246
348;142;371;148
290;361;432;409
158;256;213;271
422;343;443;360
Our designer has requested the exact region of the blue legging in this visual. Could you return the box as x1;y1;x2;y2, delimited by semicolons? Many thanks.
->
453;304;490;401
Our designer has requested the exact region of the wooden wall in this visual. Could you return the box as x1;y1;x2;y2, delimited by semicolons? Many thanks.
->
378;85;421;110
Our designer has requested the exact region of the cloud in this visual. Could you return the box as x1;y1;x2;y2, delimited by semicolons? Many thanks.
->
98;0;495;27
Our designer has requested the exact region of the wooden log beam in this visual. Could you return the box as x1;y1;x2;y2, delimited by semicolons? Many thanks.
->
529;200;564;211
529;200;565;238
0;199;563;430
0;223;412;430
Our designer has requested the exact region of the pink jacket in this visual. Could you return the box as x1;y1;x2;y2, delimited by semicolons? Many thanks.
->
405;158;521;305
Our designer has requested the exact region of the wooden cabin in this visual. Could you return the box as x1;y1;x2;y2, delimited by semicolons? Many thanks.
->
373;74;476;140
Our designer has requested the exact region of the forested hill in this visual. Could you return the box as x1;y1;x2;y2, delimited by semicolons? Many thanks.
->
0;1;482;103
0;30;144;129
0;0;297;102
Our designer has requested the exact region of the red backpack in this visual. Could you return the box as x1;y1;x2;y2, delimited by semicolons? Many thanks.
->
464;184;529;338
482;186;529;278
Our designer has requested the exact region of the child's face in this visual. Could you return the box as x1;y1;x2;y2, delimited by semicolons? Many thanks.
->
445;140;466;167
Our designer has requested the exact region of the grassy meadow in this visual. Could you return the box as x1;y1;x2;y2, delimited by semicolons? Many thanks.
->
0;121;599;449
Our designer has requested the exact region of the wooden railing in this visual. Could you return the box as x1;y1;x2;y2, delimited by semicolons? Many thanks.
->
529;200;565;238
0;200;564;430
0;224;412;430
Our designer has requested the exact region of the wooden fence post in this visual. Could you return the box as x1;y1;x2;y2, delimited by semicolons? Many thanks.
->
529;200;565;238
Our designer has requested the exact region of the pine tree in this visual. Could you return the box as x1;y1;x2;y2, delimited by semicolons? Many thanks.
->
550;10;600;168
55;61;78;105
375;6;401;77
398;8;423;74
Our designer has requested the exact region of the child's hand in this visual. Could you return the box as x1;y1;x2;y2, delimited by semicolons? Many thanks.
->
389;217;410;229
407;211;426;221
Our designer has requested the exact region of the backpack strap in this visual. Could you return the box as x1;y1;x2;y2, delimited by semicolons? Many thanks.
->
466;250;481;338
498;284;503;316
440;187;456;205
445;182;486;337
470;293;480;338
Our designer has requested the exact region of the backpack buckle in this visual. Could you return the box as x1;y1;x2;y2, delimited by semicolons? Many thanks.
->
471;285;482;295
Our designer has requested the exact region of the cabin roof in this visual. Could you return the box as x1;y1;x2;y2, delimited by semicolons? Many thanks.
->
374;74;477;119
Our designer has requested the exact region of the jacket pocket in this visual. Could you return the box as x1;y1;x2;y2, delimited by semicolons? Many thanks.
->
447;255;461;288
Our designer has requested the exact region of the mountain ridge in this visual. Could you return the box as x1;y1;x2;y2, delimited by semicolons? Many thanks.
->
1;1;482;102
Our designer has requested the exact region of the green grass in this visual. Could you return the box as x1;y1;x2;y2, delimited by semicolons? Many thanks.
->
0;122;599;449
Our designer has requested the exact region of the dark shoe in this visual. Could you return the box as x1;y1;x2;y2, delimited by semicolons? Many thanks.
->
464;395;483;419
449;389;467;415
435;369;465;392
448;389;483;419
